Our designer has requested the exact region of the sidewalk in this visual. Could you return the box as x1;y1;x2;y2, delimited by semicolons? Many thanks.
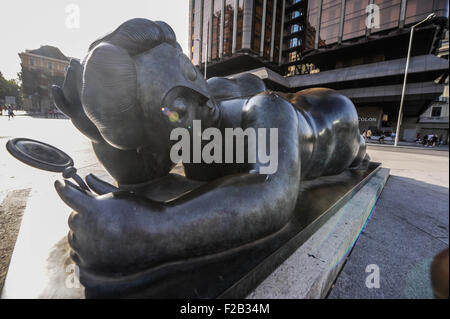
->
367;139;449;151
328;147;449;299
1;111;68;119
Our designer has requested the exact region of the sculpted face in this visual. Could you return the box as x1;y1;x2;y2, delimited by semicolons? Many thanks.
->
134;44;220;131
80;19;219;152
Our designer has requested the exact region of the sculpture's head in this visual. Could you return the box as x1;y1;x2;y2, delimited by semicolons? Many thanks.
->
80;18;218;151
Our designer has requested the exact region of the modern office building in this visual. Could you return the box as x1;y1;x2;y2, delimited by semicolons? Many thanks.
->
416;29;449;144
188;0;449;142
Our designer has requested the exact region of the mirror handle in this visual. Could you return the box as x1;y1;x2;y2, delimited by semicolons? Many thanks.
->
63;167;90;190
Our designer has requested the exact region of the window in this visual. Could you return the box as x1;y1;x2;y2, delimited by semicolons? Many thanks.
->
291;10;301;19
304;0;320;50
289;51;300;62
343;0;370;41
252;0;263;52
405;0;434;25
48;62;53;70
373;0;401;32
431;107;442;117
29;58;34;66
287;65;297;76
291;24;303;33
290;38;301;48
319;0;342;46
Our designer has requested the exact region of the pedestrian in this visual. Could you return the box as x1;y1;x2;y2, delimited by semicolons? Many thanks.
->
379;133;385;144
415;133;420;143
427;134;434;147
367;129;372;141
362;129;367;141
422;135;428;146
432;134;438;147
7;107;14;120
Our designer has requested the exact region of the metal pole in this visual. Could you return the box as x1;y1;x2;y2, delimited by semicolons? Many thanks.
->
394;13;435;147
205;21;208;79
394;26;414;147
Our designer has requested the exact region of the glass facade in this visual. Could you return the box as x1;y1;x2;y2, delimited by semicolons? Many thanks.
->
273;0;284;61
202;0;211;63
372;0;401;32
189;0;448;73
224;0;235;56
252;0;263;52
342;0;369;41
211;0;222;60
236;0;244;51
405;0;434;25
304;0;319;50
319;0;341;47
263;0;275;57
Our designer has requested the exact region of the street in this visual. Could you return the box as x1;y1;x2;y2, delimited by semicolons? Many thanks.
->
0;115;449;297
0;115;109;291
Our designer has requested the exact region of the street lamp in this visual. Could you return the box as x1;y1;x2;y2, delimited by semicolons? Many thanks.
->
394;13;436;147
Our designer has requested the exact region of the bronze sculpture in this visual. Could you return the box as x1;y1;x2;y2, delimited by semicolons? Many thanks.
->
8;18;370;298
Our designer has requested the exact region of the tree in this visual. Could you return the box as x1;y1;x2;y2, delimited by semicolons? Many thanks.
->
0;72;23;106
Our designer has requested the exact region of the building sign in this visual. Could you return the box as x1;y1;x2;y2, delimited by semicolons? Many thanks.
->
358;117;377;122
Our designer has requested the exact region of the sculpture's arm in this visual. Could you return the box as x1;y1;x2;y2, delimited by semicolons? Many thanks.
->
55;93;301;275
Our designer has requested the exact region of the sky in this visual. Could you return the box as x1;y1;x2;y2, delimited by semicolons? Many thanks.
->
0;0;190;80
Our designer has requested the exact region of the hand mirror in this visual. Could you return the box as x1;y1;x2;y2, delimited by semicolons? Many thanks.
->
6;137;89;190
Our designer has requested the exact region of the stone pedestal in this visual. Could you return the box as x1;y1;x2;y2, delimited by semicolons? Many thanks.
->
1;165;389;299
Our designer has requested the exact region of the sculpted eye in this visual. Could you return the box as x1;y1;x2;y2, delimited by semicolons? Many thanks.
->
180;55;197;82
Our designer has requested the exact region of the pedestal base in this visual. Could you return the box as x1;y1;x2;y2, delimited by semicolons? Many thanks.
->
1;163;388;299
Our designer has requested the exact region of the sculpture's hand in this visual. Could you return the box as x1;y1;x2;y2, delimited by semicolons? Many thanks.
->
56;179;168;275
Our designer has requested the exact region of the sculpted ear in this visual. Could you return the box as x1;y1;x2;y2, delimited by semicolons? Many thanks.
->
82;43;146;150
